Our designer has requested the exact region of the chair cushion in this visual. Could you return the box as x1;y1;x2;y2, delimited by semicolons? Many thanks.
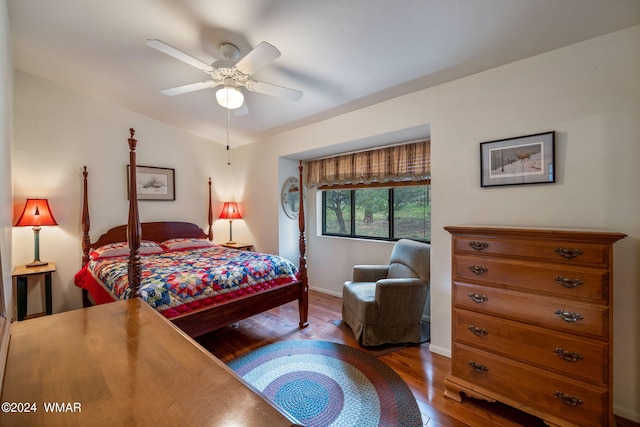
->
387;263;418;279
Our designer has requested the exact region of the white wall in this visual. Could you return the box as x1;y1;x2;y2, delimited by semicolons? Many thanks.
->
0;0;13;316
11;71;229;313
237;26;640;421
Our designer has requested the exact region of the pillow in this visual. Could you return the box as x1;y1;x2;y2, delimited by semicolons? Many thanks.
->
161;237;214;251
90;240;163;260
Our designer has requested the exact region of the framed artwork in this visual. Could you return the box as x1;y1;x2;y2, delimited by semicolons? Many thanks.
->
127;165;175;200
480;131;555;187
281;176;300;219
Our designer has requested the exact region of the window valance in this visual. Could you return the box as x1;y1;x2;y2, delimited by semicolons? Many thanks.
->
305;140;430;187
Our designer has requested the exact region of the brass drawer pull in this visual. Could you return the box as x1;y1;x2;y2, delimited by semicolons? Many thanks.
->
468;241;489;251
553;348;584;362
554;391;583;407
468;325;489;337
553;247;584;259
554;310;583;323
553;276;584;288
468;361;489;373
468;293;489;304
468;265;488;275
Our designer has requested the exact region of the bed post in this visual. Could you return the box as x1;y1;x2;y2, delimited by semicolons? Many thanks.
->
81;166;93;307
81;166;91;266
207;178;214;241
127;128;142;298
298;161;309;329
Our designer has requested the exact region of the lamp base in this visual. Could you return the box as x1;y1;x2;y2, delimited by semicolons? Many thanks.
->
225;240;236;245
26;260;48;268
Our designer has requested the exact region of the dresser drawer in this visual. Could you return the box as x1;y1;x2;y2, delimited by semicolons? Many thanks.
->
453;254;607;302
453;309;607;385
453;236;609;267
454;283;608;338
452;344;607;427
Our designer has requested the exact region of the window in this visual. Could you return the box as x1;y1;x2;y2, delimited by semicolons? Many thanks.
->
308;139;431;242
322;184;430;242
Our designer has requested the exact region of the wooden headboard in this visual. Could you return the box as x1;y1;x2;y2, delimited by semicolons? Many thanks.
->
91;222;209;249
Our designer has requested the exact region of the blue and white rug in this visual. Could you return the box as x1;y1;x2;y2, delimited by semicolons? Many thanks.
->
228;340;423;427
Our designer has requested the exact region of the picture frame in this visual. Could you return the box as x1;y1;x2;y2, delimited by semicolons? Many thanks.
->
480;131;555;187
281;176;300;219
127;165;175;200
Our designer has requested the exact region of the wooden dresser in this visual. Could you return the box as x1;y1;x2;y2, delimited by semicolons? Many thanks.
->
443;226;626;427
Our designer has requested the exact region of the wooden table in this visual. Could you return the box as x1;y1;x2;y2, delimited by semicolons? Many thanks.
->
0;299;300;427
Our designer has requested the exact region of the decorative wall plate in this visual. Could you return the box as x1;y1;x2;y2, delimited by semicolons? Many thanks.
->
281;177;300;219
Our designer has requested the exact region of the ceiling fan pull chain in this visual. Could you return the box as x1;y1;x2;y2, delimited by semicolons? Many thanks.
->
226;107;231;165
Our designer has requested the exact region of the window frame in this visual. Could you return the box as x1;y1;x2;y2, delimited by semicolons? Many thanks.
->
321;181;430;243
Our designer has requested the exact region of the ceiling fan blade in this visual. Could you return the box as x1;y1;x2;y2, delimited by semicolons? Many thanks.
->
235;41;281;76
160;81;217;96
248;81;303;101
234;103;249;116
146;39;212;72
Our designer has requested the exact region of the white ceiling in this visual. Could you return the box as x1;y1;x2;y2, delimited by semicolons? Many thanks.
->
7;0;640;147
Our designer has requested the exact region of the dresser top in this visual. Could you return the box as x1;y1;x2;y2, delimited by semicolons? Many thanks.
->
444;225;626;243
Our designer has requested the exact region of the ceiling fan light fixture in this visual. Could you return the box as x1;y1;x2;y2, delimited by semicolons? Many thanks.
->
216;86;244;110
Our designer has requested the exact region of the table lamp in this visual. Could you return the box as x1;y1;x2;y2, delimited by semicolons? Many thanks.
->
218;202;242;244
14;198;58;267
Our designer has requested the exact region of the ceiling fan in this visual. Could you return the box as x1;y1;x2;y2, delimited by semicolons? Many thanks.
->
146;39;303;112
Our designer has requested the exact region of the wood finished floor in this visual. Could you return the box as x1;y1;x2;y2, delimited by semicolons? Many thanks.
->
196;290;638;427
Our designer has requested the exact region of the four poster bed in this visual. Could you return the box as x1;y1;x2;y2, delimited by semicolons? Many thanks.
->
74;129;309;337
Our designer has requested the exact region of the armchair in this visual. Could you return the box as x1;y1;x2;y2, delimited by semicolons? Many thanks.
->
342;239;430;346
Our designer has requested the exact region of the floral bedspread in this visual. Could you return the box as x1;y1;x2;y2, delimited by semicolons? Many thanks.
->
74;246;300;318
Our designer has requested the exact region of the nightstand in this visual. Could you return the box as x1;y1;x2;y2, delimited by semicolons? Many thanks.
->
220;242;254;251
12;262;56;321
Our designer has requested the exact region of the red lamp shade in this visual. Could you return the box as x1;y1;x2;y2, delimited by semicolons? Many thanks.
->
218;202;241;244
218;202;242;220
14;199;58;227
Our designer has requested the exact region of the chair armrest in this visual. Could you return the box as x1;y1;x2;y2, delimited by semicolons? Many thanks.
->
352;265;389;282
374;278;429;318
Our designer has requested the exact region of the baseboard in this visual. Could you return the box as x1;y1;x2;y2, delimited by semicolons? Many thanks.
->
308;286;342;298
614;405;640;423
429;344;451;358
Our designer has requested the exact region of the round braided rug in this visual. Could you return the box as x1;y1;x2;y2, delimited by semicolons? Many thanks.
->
227;340;423;427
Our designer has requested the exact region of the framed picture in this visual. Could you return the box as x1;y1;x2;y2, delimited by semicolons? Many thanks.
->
127;165;175;200
480;131;555;187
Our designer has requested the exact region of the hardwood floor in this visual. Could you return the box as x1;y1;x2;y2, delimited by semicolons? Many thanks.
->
197;290;639;427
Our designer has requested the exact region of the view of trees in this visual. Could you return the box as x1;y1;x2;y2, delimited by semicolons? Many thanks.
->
323;185;430;242
356;188;388;238
324;190;351;234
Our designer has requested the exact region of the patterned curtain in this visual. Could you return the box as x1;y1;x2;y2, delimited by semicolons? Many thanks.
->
306;140;430;187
